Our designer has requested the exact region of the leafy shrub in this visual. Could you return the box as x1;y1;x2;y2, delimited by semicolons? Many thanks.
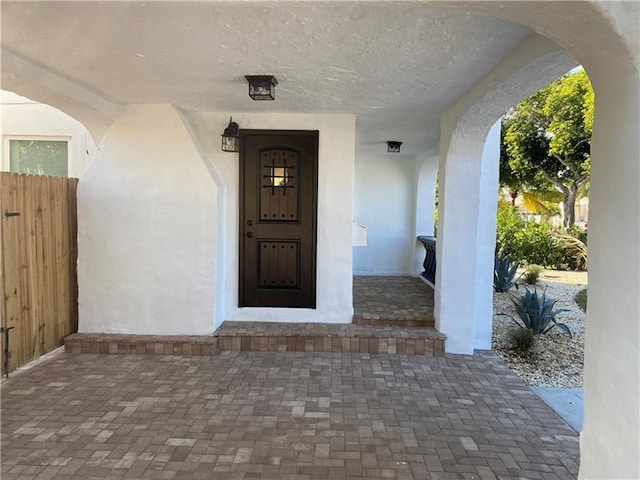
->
496;205;525;258
495;204;588;271
499;287;571;337
512;222;557;266
494;255;520;292
524;264;543;284
508;327;535;353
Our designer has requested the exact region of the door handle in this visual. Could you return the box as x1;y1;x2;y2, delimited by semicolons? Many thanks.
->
246;232;253;238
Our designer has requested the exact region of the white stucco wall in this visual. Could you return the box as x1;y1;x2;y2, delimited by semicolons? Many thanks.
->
185;112;356;325
579;63;639;480
1;90;95;177
472;120;501;351
353;153;422;275
78;104;218;335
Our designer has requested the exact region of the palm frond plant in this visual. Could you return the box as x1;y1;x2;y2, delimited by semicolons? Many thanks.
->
521;189;563;217
498;287;572;337
552;230;588;270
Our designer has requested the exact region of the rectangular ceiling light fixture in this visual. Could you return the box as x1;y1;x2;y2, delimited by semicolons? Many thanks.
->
387;141;402;153
245;75;278;101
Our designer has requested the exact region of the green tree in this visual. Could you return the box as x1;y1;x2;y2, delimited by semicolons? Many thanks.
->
500;128;563;217
501;70;593;227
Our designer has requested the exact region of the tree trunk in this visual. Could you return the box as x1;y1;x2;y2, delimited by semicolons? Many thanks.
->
510;187;518;207
541;170;585;228
563;186;578;228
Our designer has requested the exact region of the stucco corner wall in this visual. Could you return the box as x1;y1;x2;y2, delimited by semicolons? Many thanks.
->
77;104;217;335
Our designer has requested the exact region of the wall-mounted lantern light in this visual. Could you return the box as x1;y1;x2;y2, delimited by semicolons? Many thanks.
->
245;75;278;101
387;141;402;153
221;117;240;152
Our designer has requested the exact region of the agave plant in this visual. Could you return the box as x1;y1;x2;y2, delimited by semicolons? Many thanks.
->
499;287;572;337
494;255;520;292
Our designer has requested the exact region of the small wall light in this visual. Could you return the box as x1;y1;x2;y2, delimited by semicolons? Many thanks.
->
221;117;239;152
245;75;278;101
387;141;402;153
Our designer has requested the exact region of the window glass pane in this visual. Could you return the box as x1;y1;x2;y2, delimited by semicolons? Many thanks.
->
271;167;288;186
9;139;68;176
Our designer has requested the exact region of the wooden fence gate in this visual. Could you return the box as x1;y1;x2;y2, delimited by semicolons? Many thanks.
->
0;173;78;374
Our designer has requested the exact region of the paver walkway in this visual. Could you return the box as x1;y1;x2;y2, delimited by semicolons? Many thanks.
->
353;276;434;324
1;351;579;479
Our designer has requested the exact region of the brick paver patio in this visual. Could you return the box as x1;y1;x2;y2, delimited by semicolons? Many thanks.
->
1;351;579;479
353;276;434;326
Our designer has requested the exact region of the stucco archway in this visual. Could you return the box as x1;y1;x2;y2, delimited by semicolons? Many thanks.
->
435;3;639;478
435;33;577;352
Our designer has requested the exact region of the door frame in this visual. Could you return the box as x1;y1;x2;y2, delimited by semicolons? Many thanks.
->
238;129;319;308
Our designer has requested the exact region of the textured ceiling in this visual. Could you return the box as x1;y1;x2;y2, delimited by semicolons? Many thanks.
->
1;1;532;155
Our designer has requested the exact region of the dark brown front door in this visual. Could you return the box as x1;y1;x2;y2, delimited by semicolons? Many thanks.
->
239;130;318;308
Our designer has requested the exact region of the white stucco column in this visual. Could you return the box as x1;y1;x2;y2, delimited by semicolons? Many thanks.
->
413;153;439;274
473;120;501;350
435;119;500;354
579;67;640;479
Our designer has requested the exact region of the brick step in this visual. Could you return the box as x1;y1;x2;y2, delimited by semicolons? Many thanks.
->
215;321;445;356
65;322;446;357
65;333;217;356
352;314;435;328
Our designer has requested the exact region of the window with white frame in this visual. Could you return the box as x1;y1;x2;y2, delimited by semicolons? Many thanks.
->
7;138;69;177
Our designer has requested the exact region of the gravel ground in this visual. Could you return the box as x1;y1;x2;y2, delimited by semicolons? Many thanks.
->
492;269;587;388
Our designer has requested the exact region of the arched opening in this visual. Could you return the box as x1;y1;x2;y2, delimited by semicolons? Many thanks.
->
491;67;592;438
0;89;98;372
1;90;96;178
433;5;639;476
